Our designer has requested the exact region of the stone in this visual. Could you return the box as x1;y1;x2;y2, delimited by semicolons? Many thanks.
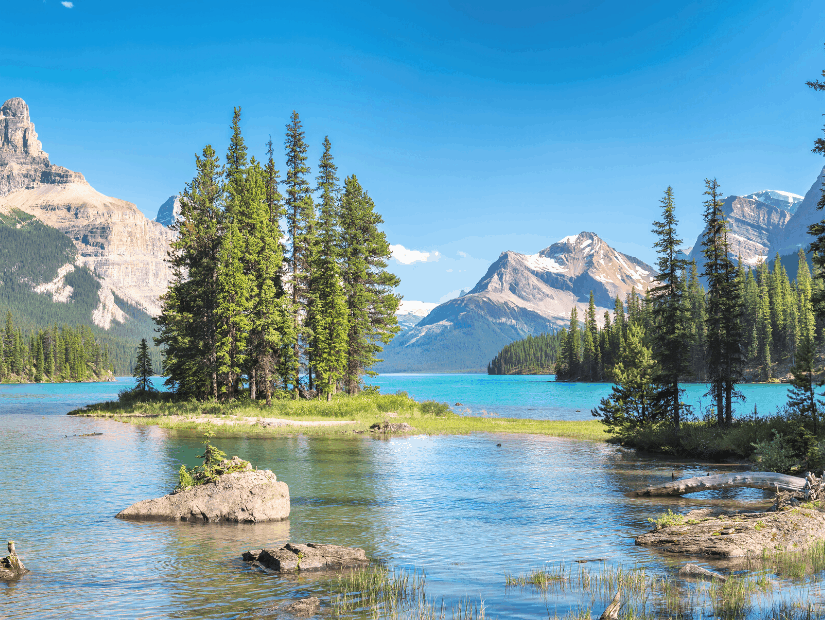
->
1;541;28;580
243;542;369;573
116;469;289;523
284;597;321;617
370;420;415;433
636;506;825;558
677;563;726;582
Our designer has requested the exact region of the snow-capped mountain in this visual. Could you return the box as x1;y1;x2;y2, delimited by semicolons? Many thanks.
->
745;190;804;214
377;232;657;373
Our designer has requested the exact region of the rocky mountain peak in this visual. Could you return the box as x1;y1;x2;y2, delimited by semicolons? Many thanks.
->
1;98;45;160
745;190;804;214
155;195;181;227
0;97;85;196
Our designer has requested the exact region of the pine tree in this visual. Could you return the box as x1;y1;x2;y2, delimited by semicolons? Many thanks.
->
787;334;823;434
757;262;773;380
133;338;156;394
155;144;224;399
310;137;349;400
806;58;825;318
562;306;581;380
592;322;660;433
284;111;316;395
650;186;689;429
701;178;742;425
339;174;400;393
34;335;44;383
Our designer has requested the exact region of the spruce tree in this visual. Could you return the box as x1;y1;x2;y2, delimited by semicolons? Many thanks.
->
592;322;659;433
311;137;349;400
339;174;400;393
284;111;316;395
787;334;823;434
133;338;156;394
155;144;224;399
806;58;825;318
563;306;581;380
757;261;773;379
650;186;689;429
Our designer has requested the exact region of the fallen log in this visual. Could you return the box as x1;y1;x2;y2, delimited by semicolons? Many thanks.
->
635;472;807;497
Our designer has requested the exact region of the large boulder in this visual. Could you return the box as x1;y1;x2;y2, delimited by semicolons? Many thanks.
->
1;542;28;580
117;469;290;523
243;543;369;573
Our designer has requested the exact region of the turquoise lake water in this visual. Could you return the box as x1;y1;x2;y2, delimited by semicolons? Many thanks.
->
0;376;814;618
367;374;791;421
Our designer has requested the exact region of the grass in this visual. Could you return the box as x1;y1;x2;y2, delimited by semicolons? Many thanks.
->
68;391;611;441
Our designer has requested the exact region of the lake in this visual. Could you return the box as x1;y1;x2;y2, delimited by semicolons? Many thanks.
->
0;376;814;618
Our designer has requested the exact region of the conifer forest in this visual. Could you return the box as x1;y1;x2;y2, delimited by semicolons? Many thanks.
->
156;109;400;402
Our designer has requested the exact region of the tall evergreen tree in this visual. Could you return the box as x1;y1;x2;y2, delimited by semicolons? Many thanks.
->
156;144;224;399
339;175;400;393
311;137;349;400
284;111;316;394
787;334;823;434
806;58;825;318
132;338;156;394
649;186;689;429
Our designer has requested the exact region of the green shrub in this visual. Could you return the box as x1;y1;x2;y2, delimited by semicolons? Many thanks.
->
420;400;451;417
752;430;798;473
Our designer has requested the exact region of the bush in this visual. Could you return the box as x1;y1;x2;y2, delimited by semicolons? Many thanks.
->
751;430;798;473
420;400;451;417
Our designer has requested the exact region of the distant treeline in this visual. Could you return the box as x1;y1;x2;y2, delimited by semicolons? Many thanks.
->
553;250;821;383
0;311;115;383
487;332;563;375
487;250;822;383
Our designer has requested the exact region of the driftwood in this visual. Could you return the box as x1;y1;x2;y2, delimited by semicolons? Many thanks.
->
598;590;621;620
635;472;810;498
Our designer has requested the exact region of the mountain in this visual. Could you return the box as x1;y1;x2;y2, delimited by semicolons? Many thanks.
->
0;97;174;318
396;300;437;334
771;167;825;258
685;168;825;270
687;195;792;269
377;232;657;373
745;190;804;214
156;195;181;227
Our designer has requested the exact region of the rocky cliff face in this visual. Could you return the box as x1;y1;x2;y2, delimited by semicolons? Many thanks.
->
687;195;792;269
0;98;174;318
772;166;825;258
155;195;181;227
0;98;84;196
377;232;657;372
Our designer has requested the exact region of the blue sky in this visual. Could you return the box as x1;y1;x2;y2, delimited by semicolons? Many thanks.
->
3;0;825;304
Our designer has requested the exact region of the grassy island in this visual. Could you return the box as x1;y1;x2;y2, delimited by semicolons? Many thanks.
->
69;391;610;441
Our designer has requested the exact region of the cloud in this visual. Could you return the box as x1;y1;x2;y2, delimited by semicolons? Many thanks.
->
390;244;439;265
457;251;469;258
61;1;74;7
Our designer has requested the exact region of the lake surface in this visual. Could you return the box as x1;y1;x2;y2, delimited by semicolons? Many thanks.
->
367;373;791;421
0;376;811;618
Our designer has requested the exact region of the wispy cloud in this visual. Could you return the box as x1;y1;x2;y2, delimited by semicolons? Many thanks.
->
457;251;469;258
390;244;439;265
61;1;74;7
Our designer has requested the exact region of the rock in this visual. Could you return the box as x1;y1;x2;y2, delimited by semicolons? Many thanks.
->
243;542;369;573
678;563;727;582
117;469;289;523
598;590;621;620
155;195;181;227
636;506;825;558
0;97;175;317
370;420;415;433
284;597;321;617
1;541;28;580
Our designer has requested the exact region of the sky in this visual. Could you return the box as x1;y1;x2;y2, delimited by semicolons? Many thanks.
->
3;0;825;304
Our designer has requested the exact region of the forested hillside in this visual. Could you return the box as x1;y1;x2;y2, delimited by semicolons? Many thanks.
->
0;312;116;382
487;332;563;375
0;208;160;374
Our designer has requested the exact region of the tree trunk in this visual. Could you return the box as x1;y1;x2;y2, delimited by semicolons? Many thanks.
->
250;367;257;401
635;472;806;497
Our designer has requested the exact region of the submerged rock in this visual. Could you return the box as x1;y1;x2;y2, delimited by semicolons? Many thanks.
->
284;597;321;616
678;563;727;582
1;541;28;580
636;506;825;558
117;469;289;523
243;542;368;573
